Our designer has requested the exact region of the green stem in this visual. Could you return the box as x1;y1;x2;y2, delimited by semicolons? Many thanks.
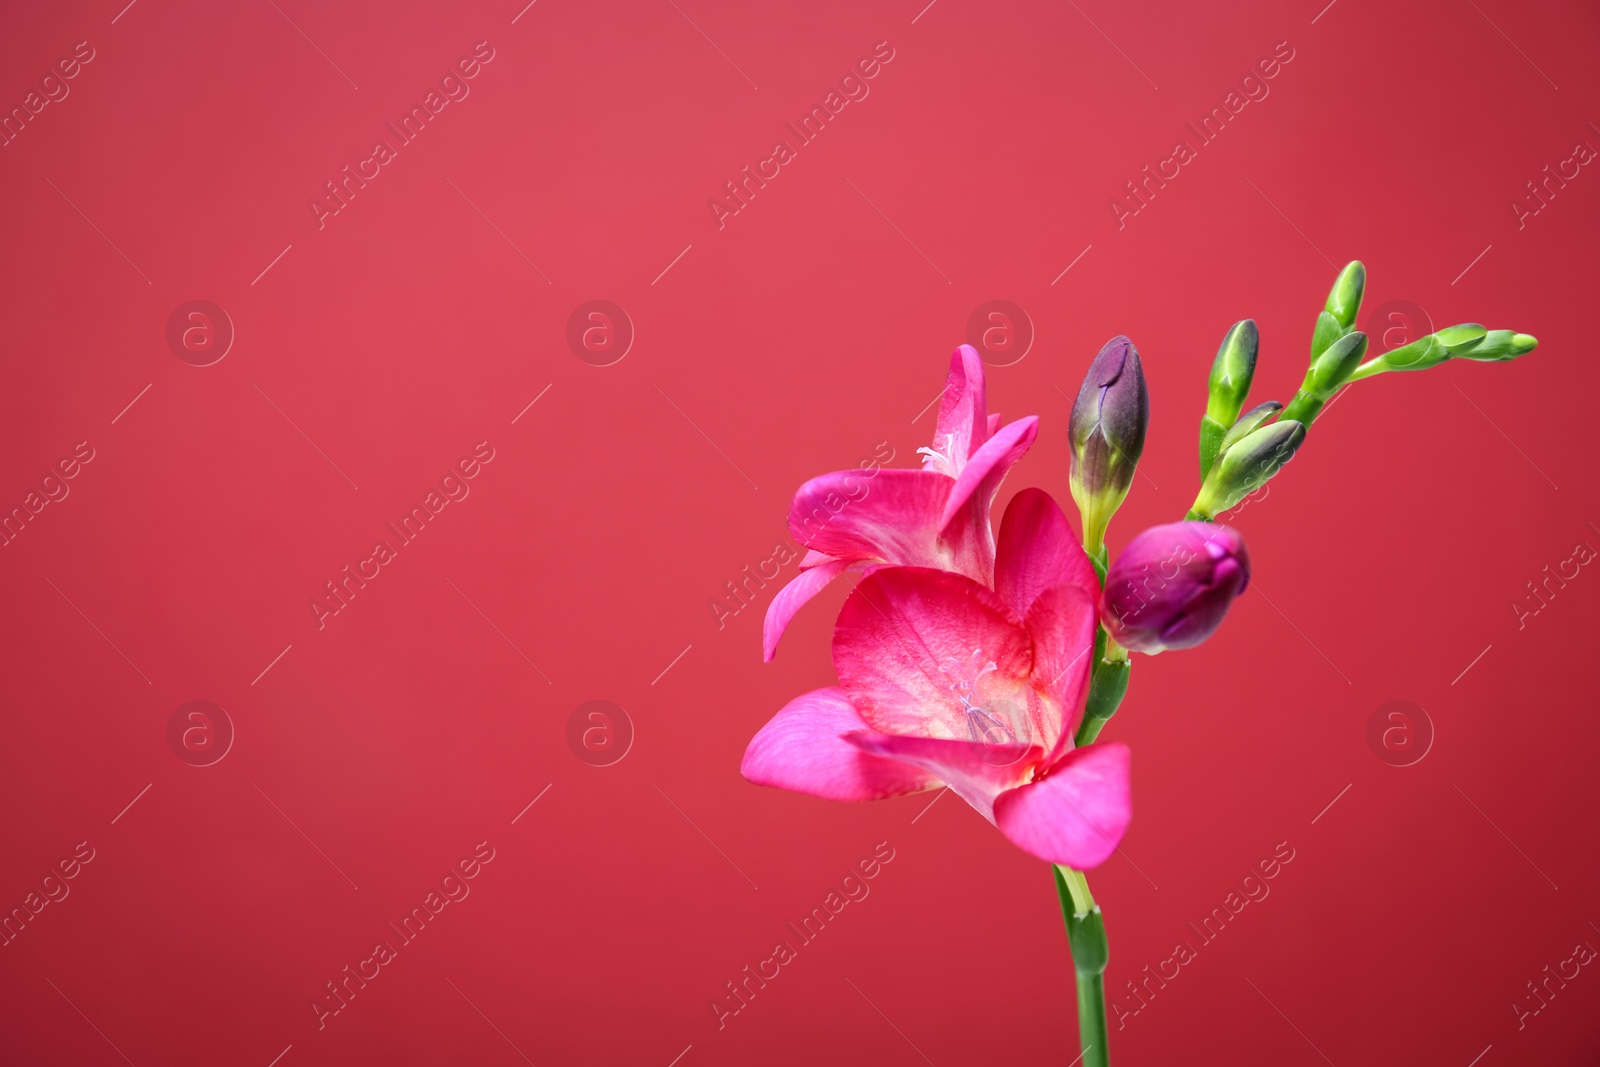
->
1198;415;1228;482
1076;970;1108;1066
1082;525;1107;570
1074;542;1131;748
1073;636;1130;747
1055;865;1110;1067
1344;359;1385;383
1278;389;1324;426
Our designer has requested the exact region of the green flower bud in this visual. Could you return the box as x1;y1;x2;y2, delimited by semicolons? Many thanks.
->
1207;320;1258;424
1215;401;1283;456
1310;310;1343;366
1282;331;1368;425
1454;329;1538;362
1311;330;1369;394
1200;320;1259;480
1311;261;1365;360
1326;262;1366;329
1371;334;1449;372
1369;323;1485;372
1192;419;1306;519
1435;323;1488;348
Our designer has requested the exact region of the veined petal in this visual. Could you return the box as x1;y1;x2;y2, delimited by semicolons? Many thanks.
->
787;469;951;567
844;731;1039;821
929;345;989;473
993;743;1131;867
833;567;1034;744
763;559;854;662
941;417;1040;534
937;416;1039;583
1024;583;1097;758
995;488;1099;620
741;688;936;802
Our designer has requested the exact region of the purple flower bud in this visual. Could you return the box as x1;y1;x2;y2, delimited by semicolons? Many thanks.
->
1100;522;1251;654
1068;336;1149;552
1069;336;1148;498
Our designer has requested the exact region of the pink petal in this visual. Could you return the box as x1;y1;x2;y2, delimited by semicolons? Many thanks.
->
787;468;951;568
762;559;854;662
993;743;1132;867
833;566;1035;743
799;550;834;569
1025;584;1098;763
986;412;1001;436
933;345;989;469
742;688;937;802
941;417;1040;533
995;488;1100;619
937;416;1040;583
844;731;1039;820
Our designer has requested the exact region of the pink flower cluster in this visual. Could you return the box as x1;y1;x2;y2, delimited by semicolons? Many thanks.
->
743;346;1253;867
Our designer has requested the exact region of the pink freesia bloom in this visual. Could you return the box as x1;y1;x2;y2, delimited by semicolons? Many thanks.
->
762;344;1039;661
743;489;1132;867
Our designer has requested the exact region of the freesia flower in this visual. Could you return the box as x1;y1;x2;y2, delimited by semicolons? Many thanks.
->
762;344;1038;661
1100;521;1250;653
743;489;1132;867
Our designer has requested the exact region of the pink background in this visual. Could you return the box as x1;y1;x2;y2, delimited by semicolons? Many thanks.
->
1;0;1597;1063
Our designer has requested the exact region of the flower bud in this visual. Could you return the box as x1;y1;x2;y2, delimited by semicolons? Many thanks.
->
1311;261;1365;361
1069;336;1149;552
1200;320;1258;479
1453;329;1538;363
1367;323;1486;373
1101;522;1251;654
1372;334;1449;372
1224;401;1283;444
1192;418;1306;518
1309;330;1368;394
1206;320;1258;425
1282;331;1368;423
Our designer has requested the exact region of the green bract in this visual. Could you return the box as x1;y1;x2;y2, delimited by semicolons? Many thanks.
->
1311;260;1366;361
1200;319;1259;479
1193;419;1306;518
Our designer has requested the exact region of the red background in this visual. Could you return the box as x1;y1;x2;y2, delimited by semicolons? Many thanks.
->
1;0;1597;1063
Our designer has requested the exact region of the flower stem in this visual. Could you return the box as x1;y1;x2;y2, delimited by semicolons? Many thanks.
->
1344;359;1384;383
1073;628;1130;747
1073;546;1131;748
1054;865;1110;1067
